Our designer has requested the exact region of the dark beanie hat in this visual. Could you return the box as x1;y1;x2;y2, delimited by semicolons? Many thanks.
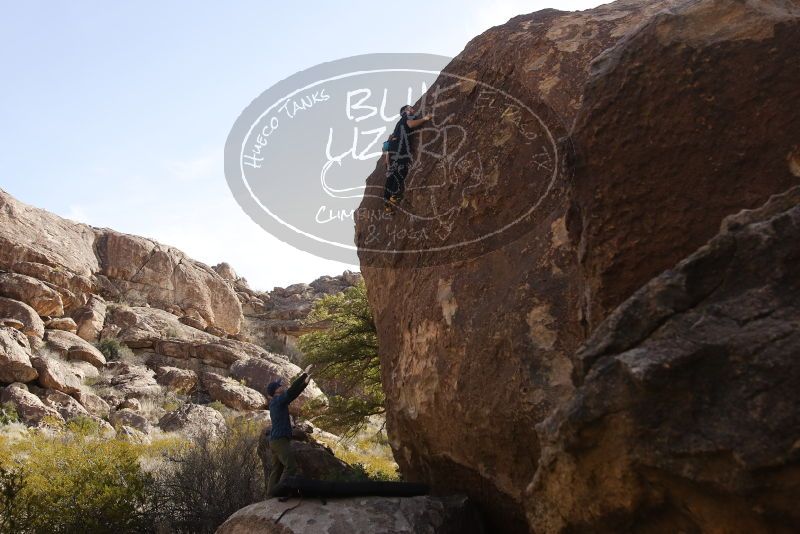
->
266;379;283;396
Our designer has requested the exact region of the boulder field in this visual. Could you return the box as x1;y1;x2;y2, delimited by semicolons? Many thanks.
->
0;188;364;445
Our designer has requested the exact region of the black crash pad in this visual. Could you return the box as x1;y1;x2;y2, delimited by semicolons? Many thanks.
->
272;476;429;498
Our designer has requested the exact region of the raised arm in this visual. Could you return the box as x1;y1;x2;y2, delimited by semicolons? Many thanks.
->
285;364;315;403
285;373;309;403
406;114;432;129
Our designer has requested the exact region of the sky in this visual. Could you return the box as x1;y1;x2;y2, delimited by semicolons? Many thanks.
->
0;0;603;291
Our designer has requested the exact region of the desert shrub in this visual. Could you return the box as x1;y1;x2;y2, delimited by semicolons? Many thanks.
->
162;397;183;413
149;420;264;533
0;403;19;426
96;338;134;361
0;429;155;534
64;415;102;436
207;400;227;413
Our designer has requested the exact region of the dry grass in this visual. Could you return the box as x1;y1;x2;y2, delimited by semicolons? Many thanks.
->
315;422;399;481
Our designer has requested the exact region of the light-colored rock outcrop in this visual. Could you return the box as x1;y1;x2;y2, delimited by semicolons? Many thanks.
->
0;383;63;425
10;261;93;304
45;329;106;369
152;333;280;370
0;272;64;316
110;407;151;434
236;271;362;357
100;363;160;399
38;389;91;421
201;372;267;411
158;403;227;439
72;294;106;342
155;366;198;393
45;317;77;333
0;297;44;338
212;262;238;281
73;388;111;418
217;495;484;534
30;354;82;395
0;191;100;276
103;305;216;349
95;231;243;335
0;189;244;335
0;326;38;383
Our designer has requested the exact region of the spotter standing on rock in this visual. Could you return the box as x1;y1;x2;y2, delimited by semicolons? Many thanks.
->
383;105;432;211
265;364;314;496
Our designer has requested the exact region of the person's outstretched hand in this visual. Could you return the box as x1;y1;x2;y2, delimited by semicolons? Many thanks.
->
304;364;314;375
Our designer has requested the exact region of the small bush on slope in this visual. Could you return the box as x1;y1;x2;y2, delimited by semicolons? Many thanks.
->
96;338;134;361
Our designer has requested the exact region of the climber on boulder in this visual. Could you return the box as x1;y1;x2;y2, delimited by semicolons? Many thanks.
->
383;104;432;210
265;364;315;497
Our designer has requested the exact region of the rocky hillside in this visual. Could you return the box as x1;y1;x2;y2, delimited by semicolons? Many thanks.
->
229;266;362;358
0;187;360;440
355;0;800;532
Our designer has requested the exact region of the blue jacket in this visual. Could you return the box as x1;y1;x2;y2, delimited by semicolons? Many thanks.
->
268;373;308;440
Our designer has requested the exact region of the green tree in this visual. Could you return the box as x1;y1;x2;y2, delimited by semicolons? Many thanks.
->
298;280;384;436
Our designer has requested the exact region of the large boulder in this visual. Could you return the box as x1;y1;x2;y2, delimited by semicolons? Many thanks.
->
217;495;484;534
94;230;243;335
72;294;107;342
45;317;78;333
1;384;61;425
353;0;800;531
530;187;800;532
0;297;44;338
0;326;38;383
158;403;227;439
45;329;106;369
201;372;267;411
153;336;270;369
73;388;111;418
100;363;160;399
30;354;82;395
0;383;63;425
192;340;255;367
110;407;151;434
155;366;198;393
569;0;800;330
0;272;64;316
0;190;99;276
103;305;216;349
38;389;91;421
10;261;93;303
